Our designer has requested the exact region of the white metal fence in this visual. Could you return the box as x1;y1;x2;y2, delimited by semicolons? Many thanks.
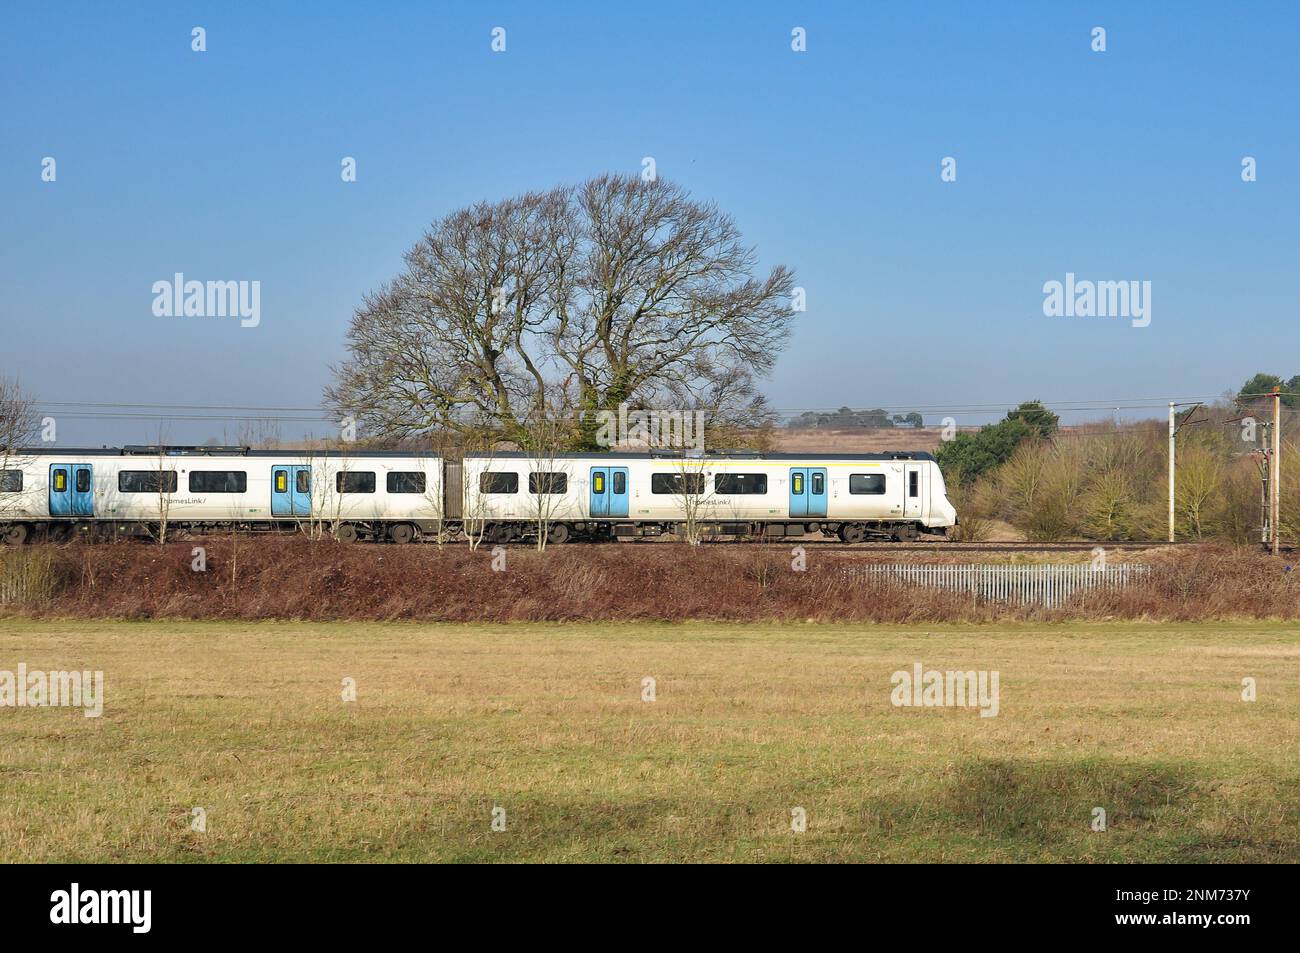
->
845;563;1152;608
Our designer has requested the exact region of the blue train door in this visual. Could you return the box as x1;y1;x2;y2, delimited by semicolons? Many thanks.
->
807;467;826;518
49;465;71;516
271;465;312;517
49;464;93;517
789;467;827;519
589;467;629;518
72;464;94;516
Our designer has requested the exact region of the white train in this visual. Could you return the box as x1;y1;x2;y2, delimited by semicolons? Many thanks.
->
0;446;957;544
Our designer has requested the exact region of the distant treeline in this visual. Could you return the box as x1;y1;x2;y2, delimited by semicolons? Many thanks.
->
788;407;924;429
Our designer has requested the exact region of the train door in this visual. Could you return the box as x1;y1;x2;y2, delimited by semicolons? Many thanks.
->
72;464;94;516
807;467;827;518
789;467;807;517
48;465;93;518
589;467;629;519
49;465;71;516
271;465;312;517
904;465;925;519
789;467;828;519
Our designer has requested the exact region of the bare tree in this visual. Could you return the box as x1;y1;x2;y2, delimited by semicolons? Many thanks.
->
521;403;575;552
0;377;40;537
150;431;178;545
327;174;796;449
667;454;712;546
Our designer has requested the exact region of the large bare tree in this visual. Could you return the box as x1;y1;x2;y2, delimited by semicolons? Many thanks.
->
327;174;796;449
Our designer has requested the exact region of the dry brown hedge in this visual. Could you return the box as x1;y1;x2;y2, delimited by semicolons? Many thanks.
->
3;538;1299;623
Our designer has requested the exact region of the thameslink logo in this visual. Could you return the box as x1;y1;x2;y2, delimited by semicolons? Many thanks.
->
1042;272;1151;328
890;662;1000;717
0;664;104;717
151;272;261;328
50;884;151;933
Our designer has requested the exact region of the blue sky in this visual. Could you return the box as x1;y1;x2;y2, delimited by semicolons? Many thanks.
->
2;1;1297;444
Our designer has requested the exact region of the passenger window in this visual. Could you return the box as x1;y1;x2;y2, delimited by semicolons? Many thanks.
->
849;474;885;495
792;473;803;494
715;473;767;495
593;472;605;494
478;472;518;494
811;472;824;495
336;472;377;493
386;471;426;494
275;471;287;493
54;469;67;492
75;470;90;493
612;471;625;495
296;470;310;494
909;471;919;498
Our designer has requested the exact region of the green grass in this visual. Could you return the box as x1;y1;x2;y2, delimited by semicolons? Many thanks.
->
0;619;1296;862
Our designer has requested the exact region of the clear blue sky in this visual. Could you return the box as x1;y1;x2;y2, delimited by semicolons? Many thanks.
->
3;1;1297;444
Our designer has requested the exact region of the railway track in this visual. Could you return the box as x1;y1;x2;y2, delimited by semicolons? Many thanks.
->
565;539;1193;553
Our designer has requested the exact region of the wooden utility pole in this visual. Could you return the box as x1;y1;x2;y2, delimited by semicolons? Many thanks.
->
1168;401;1176;542
1271;387;1281;555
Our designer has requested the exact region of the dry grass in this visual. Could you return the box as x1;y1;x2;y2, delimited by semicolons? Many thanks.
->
3;539;1299;622
0;618;1295;862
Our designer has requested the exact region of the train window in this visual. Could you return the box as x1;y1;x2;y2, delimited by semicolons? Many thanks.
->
53;469;67;492
849;474;886;495
387;471;426;494
612;471;626;495
909;471;919;498
528;472;567;494
651;473;706;495
791;473;804;494
336;472;376;494
296;470;310;494
592;472;604;494
275;471;288;493
118;471;178;493
479;472;518;494
190;471;247;493
811;472;824;495
715;473;767;495
0;470;21;492
76;469;90;493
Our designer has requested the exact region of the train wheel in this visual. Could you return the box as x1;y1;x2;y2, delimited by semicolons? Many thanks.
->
546;523;570;545
838;523;866;544
335;524;360;544
389;523;416;545
2;524;29;545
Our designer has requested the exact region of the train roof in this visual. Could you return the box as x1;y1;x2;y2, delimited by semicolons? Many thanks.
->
471;451;939;461
12;446;437;458
11;447;937;462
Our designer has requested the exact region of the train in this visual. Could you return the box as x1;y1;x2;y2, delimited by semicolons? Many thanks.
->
0;446;958;545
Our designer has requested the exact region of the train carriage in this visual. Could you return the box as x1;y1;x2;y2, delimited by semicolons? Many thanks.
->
0;446;443;544
0;447;956;545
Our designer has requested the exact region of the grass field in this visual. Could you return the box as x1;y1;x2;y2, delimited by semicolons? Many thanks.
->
0;619;1296;863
